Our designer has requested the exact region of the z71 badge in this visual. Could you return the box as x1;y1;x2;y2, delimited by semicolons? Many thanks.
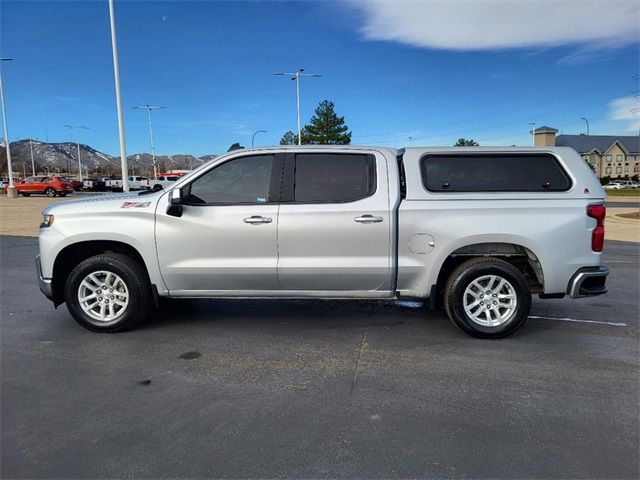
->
121;201;151;209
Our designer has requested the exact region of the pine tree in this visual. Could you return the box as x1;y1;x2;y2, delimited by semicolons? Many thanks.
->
454;138;479;146
303;100;351;144
279;130;298;145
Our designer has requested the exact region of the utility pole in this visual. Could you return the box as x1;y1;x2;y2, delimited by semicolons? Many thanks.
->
581;117;590;136
251;130;267;148
0;57;16;197
133;104;166;179
65;124;89;181
273;68;321;145
108;0;129;192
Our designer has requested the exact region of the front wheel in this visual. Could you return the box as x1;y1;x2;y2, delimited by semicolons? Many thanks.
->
444;258;531;339
45;187;56;197
64;253;152;332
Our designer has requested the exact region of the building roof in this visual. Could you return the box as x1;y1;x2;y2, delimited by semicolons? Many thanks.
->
533;126;559;134
556;135;640;154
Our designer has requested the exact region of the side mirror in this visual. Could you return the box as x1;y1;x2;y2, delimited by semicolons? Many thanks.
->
170;187;183;205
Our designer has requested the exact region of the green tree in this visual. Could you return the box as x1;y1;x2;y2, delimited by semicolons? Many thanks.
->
303;100;351;144
454;138;479;146
280;130;298;145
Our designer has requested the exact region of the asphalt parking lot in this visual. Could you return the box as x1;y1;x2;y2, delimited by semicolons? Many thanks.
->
1;235;638;479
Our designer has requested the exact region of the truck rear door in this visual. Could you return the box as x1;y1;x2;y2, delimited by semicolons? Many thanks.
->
276;150;392;293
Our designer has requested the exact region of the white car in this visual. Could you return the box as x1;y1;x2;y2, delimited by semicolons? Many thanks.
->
604;180;639;189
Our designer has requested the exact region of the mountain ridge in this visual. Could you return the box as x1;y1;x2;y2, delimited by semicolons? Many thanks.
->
0;140;217;176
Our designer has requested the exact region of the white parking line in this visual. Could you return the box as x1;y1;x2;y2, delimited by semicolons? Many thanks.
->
529;315;627;327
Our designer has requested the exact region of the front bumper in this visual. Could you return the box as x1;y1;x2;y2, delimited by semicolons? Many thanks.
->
35;255;53;301
567;266;609;298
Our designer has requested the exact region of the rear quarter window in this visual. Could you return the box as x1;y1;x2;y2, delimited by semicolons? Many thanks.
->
420;153;572;192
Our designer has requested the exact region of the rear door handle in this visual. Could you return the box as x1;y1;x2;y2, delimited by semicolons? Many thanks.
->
243;215;273;225
354;215;383;224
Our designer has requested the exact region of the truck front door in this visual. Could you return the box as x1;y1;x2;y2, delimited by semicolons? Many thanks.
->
155;153;283;294
277;151;392;293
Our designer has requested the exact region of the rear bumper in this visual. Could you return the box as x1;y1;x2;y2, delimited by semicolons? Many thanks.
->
567;266;609;298
35;255;53;301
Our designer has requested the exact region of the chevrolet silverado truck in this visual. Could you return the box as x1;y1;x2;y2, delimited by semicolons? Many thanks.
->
36;146;608;338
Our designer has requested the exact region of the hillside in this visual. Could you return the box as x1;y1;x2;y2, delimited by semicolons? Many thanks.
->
0;140;216;177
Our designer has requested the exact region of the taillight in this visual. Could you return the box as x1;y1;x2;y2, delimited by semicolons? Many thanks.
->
587;205;606;252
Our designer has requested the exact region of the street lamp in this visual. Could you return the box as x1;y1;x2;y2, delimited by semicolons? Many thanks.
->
581;117;590;136
0;57;16;197
108;0;129;192
273;68;321;145
529;122;536;146
133;104;166;179
251;130;267;148
65;124;89;181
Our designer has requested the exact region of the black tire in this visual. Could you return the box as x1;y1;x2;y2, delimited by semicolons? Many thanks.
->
153;184;163;191
444;257;531;339
45;187;56;197
64;253;152;332
21;192;30;197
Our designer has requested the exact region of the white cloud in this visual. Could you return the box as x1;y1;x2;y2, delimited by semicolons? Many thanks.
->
609;95;640;132
349;0;639;51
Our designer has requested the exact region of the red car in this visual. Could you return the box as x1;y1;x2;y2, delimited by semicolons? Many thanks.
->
15;176;74;197
61;177;84;191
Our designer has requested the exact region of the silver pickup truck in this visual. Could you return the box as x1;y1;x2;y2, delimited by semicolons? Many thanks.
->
36;146;608;338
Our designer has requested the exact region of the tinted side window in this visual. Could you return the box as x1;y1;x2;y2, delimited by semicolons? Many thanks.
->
188;155;274;205
294;153;375;203
420;154;572;192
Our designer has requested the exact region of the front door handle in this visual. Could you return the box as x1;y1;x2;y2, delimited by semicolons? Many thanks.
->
243;215;273;225
354;215;383;224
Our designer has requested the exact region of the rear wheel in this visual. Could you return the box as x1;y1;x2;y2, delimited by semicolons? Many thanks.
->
64;253;152;332
20;192;30;197
45;187;56;197
444;258;531;339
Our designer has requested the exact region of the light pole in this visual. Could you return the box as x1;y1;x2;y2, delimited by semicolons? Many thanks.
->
65;125;89;181
529;122;536;146
273;68;321;145
0;57;16;197
251;130;267;148
581;117;590;135
133;104;165;179
108;0;129;192
29;138;36;175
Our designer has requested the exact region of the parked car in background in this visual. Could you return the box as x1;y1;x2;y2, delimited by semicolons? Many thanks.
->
16;176;73;197
144;174;183;191
83;179;98;190
604;180;640;190
106;176;149;191
61;178;84;191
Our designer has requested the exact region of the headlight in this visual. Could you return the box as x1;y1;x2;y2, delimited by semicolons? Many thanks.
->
41;214;54;228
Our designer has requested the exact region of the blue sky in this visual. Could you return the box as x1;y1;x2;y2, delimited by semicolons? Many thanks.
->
2;0;639;156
